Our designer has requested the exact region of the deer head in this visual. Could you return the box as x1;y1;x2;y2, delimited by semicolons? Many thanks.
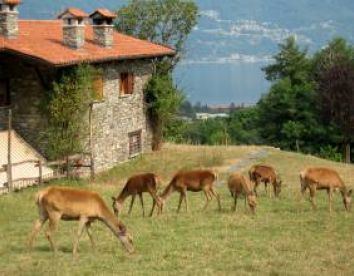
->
275;176;282;197
247;192;257;213
111;197;123;216
117;225;134;254
342;189;352;211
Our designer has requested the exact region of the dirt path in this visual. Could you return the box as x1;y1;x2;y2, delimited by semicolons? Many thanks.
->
216;147;273;187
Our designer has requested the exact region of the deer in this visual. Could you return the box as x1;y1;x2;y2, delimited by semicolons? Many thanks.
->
300;167;352;212
228;173;257;213
249;164;282;198
27;186;134;256
159;169;221;213
111;173;162;217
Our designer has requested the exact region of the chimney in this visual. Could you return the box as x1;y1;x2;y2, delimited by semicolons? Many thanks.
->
0;0;21;39
89;9;116;48
58;7;88;49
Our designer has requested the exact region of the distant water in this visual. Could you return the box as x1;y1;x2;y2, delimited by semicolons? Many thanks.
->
174;62;270;105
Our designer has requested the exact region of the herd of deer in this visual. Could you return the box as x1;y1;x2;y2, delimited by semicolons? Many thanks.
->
27;165;352;256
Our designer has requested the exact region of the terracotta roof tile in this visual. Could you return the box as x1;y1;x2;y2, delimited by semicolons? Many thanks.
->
58;7;88;19
4;0;21;4
0;20;175;66
90;9;117;19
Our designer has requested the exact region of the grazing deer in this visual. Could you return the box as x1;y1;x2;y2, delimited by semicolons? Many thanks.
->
28;186;134;255
159;170;221;213
228;173;257;213
300;167;352;212
249;164;282;197
111;173;162;217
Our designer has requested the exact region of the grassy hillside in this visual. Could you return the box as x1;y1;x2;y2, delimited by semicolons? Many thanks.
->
1;144;354;275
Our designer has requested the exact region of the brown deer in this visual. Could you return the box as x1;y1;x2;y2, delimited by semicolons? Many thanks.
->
159;170;221;213
111;173;162;217
249;164;282;197
28;186;134;255
300;167;352;212
228;173;257;213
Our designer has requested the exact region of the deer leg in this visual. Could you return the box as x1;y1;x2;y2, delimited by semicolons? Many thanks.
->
203;189;211;210
128;194;136;215
28;212;48;250
86;222;95;250
45;212;61;253
254;180;259;197
148;189;159;217
309;186;317;210
233;193;237;212
182;190;188;212
176;192;184;213
210;187;222;211
139;194;145;217
73;217;88;255
328;188;333;213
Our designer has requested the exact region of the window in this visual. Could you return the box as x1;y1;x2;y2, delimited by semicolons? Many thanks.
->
129;130;142;157
0;80;9;107
120;72;134;95
92;74;104;100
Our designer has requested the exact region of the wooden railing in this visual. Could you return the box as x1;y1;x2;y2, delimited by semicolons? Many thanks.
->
0;153;94;194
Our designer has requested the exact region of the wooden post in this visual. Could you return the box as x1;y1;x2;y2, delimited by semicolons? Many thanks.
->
66;155;70;178
7;109;13;192
38;160;42;184
89;103;95;180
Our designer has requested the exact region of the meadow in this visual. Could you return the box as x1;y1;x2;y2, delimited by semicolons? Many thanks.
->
1;144;354;275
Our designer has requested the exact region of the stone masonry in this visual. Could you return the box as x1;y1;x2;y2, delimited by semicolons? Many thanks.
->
91;59;153;171
63;25;85;49
0;53;154;172
93;25;114;48
0;9;18;38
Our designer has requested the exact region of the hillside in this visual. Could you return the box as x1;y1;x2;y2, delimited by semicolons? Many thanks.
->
1;144;354;274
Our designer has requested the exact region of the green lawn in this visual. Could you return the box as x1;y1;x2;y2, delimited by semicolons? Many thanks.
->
1;144;354;275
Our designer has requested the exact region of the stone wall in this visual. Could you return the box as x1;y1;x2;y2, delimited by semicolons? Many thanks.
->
0;54;51;155
0;53;154;171
63;25;85;49
0;10;18;38
91;59;153;171
93;25;114;48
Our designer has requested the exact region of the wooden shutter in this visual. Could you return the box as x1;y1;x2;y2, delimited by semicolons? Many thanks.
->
120;73;134;95
128;73;134;94
93;75;103;100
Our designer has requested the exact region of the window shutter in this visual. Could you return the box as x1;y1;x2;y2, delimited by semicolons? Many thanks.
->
128;73;134;94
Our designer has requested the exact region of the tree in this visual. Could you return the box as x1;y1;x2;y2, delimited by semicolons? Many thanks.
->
43;64;96;161
317;61;354;162
262;36;310;86
313;38;354;162
116;0;198;150
145;75;184;150
115;0;198;72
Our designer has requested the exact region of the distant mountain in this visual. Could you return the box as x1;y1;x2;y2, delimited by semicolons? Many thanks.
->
18;0;354;104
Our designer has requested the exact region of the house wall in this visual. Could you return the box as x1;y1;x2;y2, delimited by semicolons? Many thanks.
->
0;54;51;156
0;54;154;171
91;59;153;171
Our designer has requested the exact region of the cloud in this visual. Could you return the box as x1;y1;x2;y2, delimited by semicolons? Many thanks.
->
201;19;313;45
181;53;273;65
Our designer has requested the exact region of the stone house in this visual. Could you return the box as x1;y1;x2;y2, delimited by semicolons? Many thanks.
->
0;2;174;171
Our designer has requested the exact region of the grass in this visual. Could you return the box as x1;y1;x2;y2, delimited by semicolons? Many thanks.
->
1;144;354;275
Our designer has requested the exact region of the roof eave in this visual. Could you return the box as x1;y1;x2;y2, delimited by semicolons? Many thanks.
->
53;51;176;68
